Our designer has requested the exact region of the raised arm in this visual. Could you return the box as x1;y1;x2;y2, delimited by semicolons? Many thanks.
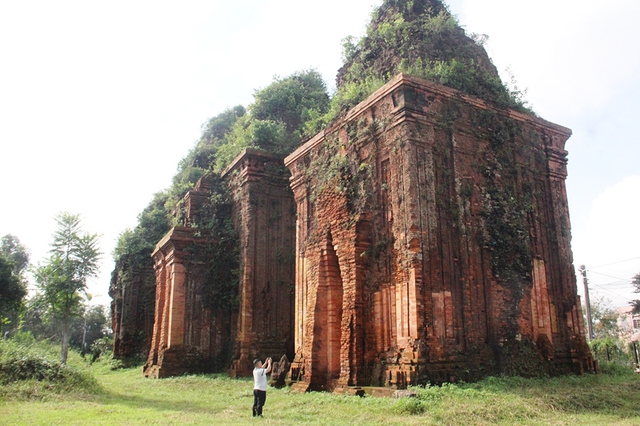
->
265;357;272;374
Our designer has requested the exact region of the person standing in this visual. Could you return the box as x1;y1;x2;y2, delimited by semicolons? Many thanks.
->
252;357;272;417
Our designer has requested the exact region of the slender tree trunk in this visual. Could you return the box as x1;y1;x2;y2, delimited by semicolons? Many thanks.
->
61;314;70;364
81;313;87;354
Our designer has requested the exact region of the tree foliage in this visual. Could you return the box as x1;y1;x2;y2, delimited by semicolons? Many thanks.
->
113;191;172;266
251;70;330;136
111;70;330;360
0;235;29;329
588;296;621;340
585;297;633;367
0;256;26;326
20;294;56;341
212;69;329;171
1;234;30;276
35;212;101;364
166;106;246;210
17;295;110;355
69;304;110;353
113;70;330;282
184;174;240;312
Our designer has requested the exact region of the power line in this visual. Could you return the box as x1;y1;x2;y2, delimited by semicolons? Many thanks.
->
588;270;633;282
599;284;634;290
593;279;631;287
590;283;636;302
590;256;640;269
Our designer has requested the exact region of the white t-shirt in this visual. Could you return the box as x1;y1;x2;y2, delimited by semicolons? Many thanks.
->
253;367;268;391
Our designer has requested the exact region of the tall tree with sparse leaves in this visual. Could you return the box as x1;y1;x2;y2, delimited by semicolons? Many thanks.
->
35;212;101;364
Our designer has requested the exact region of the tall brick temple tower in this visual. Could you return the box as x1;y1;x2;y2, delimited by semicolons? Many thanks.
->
143;150;295;378
284;74;594;390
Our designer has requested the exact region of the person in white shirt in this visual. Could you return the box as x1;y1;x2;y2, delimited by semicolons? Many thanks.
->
252;357;272;417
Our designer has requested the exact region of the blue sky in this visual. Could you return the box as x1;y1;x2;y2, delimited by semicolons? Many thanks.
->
1;0;638;309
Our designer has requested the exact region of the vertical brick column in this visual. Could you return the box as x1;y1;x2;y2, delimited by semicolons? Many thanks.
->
224;149;296;377
167;261;186;348
531;259;554;344
143;254;167;377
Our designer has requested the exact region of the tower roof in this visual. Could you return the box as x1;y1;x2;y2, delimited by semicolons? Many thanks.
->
337;0;518;108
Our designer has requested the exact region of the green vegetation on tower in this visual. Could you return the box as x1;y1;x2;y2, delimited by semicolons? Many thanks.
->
326;0;532;127
111;70;330;347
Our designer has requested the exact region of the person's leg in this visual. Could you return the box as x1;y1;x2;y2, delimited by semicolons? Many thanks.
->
257;390;266;416
253;390;259;417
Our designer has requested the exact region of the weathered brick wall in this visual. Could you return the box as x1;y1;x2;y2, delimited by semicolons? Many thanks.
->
109;260;155;359
143;150;296;378
285;74;594;390
143;227;228;378
225;149;296;377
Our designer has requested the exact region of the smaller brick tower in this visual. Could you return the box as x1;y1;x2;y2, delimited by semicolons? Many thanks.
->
143;149;296;378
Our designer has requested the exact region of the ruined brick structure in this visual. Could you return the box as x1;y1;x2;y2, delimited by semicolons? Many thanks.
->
143;150;295;378
226;149;296;377
284;74;594;390
109;262;156;359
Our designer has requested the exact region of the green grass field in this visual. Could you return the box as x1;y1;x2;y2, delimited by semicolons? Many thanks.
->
2;358;640;426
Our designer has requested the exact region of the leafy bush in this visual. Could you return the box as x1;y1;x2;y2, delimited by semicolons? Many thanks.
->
598;360;635;376
251;69;329;136
394;395;427;414
0;336;99;399
590;337;634;366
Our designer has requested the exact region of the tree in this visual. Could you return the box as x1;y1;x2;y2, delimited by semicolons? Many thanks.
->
631;272;640;314
0;255;26;327
251;70;329;136
0;234;29;330
586;296;633;365
1;234;30;276
35;212;101;363
69;303;110;353
20;293;57;340
589;296;620;339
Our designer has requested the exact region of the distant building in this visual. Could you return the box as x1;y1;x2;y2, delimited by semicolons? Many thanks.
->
617;305;640;343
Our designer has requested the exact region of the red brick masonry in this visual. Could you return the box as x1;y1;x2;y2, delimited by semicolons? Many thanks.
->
142;74;594;386
284;74;594;390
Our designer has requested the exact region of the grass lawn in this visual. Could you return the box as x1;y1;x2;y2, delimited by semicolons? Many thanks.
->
1;362;640;425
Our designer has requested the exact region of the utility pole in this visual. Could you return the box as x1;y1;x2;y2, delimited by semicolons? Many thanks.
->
579;265;594;341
